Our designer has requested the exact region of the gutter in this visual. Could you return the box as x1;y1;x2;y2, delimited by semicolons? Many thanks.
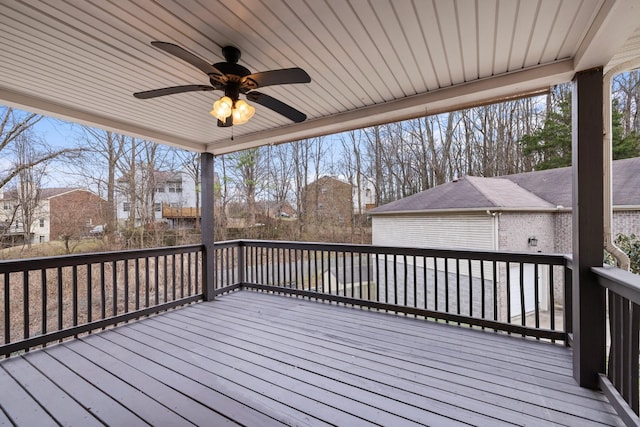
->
602;59;640;270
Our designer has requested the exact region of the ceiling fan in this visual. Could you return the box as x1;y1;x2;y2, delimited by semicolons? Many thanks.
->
134;42;311;127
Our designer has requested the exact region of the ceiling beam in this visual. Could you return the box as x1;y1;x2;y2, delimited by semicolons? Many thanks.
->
0;87;206;152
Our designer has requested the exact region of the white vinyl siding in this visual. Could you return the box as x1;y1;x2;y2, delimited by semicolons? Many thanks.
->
372;214;495;251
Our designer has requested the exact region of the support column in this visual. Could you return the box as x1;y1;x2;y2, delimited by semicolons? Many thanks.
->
201;152;215;301
572;67;606;388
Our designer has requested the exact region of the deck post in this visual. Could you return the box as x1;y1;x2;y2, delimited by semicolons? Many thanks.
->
201;152;215;301
571;67;606;388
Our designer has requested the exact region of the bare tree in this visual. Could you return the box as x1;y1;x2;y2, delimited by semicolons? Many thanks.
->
78;129;127;241
1;107;76;190
227;147;265;227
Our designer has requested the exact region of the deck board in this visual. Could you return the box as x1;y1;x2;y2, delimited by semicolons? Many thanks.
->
0;289;624;426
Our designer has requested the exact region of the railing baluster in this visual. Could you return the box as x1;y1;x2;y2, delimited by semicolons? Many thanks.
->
393;254;397;306
506;262;511;324
100;262;106;321
367;252;371;302
321;250;325;294
171;254;176;300
72;265;78;328
468;259;473;318
146;257;151;306
164;256;168;303
549;266;555;334
4;273;10;347
520;262;525;328
23;271;29;341
422;255;427;310
343;251;347;300
124;259;130;315
434;257;439;312
402;254;407;308
41;269;47;338
492;260;498;324
87;263;92;324
413;255;417;311
480;260;486;326
455;258;460;322
444;257;449;321
135;258;140;311
111;262;117;317
154;256;159;305
232;246;236;286
375;252;380;303
351;252;355;300
534;263;540;332
384;253;388;307
58;267;63;336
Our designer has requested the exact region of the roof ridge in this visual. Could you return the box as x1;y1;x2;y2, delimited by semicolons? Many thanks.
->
467;175;554;208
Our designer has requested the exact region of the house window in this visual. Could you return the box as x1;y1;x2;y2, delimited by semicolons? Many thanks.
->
3;202;10;210
155;202;162;212
39;218;45;227
156;185;165;193
123;202;130;212
321;187;327;194
39;236;44;243
168;182;182;193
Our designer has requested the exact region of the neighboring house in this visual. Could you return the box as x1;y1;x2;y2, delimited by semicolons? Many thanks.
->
301;176;352;225
116;170;198;228
352;177;377;215
0;188;107;245
369;157;640;254
368;157;640;321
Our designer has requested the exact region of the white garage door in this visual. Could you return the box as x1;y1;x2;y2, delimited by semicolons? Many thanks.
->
372;214;495;251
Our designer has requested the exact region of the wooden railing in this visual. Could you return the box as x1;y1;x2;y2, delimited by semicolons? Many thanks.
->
239;240;570;342
1;240;570;358
593;266;640;423
0;244;239;357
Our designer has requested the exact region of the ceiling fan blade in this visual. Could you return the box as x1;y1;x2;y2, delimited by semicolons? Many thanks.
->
247;91;307;123
133;85;215;99
244;68;311;89
151;41;222;77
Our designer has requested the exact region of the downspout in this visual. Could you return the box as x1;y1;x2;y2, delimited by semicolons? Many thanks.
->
602;59;640;270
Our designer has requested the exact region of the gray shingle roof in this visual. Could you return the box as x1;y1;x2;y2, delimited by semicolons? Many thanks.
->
369;157;640;214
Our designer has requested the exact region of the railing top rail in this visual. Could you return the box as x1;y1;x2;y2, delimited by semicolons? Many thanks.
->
237;239;568;265
592;266;640;305
0;244;204;274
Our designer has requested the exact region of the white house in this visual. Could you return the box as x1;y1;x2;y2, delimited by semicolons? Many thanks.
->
116;170;199;228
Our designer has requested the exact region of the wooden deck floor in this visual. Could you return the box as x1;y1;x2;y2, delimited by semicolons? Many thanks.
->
0;290;623;426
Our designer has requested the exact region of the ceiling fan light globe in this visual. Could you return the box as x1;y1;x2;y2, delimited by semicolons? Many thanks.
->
232;100;255;125
211;96;233;120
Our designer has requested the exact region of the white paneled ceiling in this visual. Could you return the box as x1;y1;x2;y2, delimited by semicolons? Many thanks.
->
1;0;639;154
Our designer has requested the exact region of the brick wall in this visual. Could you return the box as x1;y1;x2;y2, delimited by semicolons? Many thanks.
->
553;210;640;254
498;212;556;253
49;190;107;240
